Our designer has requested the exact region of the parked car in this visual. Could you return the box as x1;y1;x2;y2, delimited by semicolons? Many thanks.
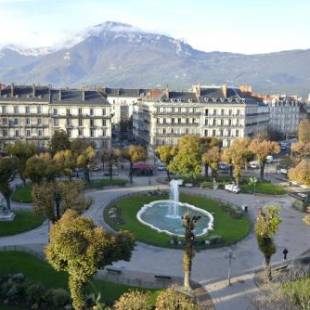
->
219;162;230;170
224;183;240;193
279;168;288;175
249;161;260;169
266;155;274;163
157;164;166;171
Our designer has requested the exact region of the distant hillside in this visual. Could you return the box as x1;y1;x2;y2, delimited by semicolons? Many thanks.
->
0;21;309;96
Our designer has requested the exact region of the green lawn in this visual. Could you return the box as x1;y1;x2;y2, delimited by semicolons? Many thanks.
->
11;184;32;203
86;178;127;190
241;182;286;195
104;193;251;248
0;251;160;306
0;210;44;236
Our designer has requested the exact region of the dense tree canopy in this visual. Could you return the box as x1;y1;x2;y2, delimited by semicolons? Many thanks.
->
53;149;76;179
50;130;71;155
202;146;221;180
5;141;36;184
0;157;17;210
156;144;176;180
168;135;202;179
76;146;96;183
46;210;135;310
250;139;280;179
288;159;310;186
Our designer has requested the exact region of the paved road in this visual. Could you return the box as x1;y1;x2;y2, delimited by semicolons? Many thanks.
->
1;182;310;310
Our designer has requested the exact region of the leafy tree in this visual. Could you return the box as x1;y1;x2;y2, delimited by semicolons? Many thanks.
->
25;154;59;184
250;139;280;179
122;145;147;184
71;138;94;155
50;130;71;155
182;213;200;290
199;137;222;177
76;146;95;183
168;136;202;180
255;205;281;281
156;145;176;181
202;146;221;180
114;291;151;310
46;210;135;310
100;148;121;181
288;159;310;186
291;142;310;159
32;180;91;222
53;150;76;179
5;141;36;185
297;119;310;144
155;287;202;310
222;138;252;185
0;157;17;210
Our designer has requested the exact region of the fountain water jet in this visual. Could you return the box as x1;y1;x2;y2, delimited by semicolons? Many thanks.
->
167;179;183;219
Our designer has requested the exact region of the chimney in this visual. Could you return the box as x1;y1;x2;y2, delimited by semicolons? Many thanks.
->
32;84;36;97
222;84;227;98
11;83;14;97
82;90;85;101
59;89;62;101
192;84;201;97
164;86;169;98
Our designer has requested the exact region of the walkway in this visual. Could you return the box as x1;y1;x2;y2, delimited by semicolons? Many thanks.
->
1;182;310;310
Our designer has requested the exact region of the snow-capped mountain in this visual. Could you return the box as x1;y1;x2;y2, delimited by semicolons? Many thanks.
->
0;21;309;96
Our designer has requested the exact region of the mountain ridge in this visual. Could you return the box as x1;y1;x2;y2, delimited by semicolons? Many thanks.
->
0;21;309;96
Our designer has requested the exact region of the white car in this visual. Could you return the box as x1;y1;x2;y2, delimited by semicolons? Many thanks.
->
266;155;273;163
225;183;240;193
279;168;288;175
249;161;260;169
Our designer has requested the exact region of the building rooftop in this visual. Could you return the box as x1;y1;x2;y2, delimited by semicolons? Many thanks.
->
0;84;110;105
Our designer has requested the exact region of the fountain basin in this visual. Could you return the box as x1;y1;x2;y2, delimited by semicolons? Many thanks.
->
137;200;214;237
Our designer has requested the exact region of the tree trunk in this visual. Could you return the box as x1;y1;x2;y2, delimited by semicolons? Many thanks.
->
102;159;105;176
69;276;86;310
166;169;171;181
229;165;233;179
21;175;26;186
260;162;265;180
5;196;11;211
183;270;191;290
265;255;272;281
129;162;133;184
109;162;113;181
204;163;209;177
84;167;90;184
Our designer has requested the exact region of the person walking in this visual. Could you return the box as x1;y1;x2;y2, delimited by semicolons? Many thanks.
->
283;248;288;261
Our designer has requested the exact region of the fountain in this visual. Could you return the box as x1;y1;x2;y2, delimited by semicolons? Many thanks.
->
137;179;214;237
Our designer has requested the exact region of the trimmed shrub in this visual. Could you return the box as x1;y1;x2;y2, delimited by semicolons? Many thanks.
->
114;290;151;310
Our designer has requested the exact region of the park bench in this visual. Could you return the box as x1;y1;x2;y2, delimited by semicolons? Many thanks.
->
106;268;122;274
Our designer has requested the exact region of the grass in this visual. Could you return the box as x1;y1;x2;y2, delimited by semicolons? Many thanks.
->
241;182;286;195
11;184;32;203
0;210;44;236
11;179;128;203
0;251;160;306
104;193;251;248
86;178;127;190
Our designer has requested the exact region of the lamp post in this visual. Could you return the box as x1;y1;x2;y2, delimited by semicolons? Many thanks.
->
182;213;201;290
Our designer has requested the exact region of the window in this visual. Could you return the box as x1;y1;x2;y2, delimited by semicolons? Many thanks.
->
103;129;106;136
26;118;30;125
78;108;82;115
90;119;94;127
14;118;18;125
26;130;31;137
220;129;223;136
66;108;70;116
221;119;224;126
236;109;240;116
37;106;41;114
2;106;6;114
53;119;59;126
38;130;42;137
204;129;208;136
205;119;208;125
78;128;83;137
178;118;181;124
90;129;94;137
26;106;30;114
2;129;7;137
236;129;239;137
163;128;166;134
185;129;189;134
78;119;83;126
90;108;94;116
212;129;216;136
2;118;7;125
221;109;224;116
66;129;71;137
53;108;58;115
228;119;232;126
37;118;42;125
205;109;208;116
213;109;217;116
66;118;71;126
14;106;18;114
229;109;232;116
15;130;19;137
228;129;231;137
102;119;106;126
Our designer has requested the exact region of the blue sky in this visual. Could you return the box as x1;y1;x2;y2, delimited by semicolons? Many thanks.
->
0;0;309;54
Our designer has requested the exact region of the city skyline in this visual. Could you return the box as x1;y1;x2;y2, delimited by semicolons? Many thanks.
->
1;0;310;54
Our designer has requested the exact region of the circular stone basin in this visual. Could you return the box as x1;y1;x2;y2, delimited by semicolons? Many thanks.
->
137;200;214;237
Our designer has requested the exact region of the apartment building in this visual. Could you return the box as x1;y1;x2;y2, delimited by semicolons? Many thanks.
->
265;95;303;138
0;85;112;148
100;87;148;139
133;85;269;147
